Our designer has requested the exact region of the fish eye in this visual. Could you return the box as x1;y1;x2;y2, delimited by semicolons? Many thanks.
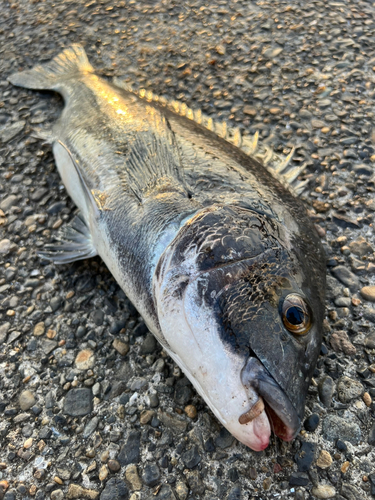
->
281;294;312;335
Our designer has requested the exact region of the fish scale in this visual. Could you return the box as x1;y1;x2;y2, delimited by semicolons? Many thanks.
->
9;44;326;451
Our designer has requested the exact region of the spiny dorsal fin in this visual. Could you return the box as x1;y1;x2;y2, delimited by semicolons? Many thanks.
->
113;77;309;195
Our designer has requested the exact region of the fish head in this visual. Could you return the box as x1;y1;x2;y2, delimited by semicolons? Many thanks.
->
153;204;325;451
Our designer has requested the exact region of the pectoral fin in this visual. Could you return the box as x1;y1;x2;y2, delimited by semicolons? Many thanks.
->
38;213;97;264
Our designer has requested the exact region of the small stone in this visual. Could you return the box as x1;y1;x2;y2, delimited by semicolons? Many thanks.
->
33;322;45;337
181;445;201;469
139;410;154;425
51;490;64;500
0;239;11;254
100;478;128;500
363;393;372;406
98;465;108;481
322;415;361;445
316;450;332;469
263;477;272;490
157;410;187;434
216;427;235;449
113;339;129;356
349;237;373;257
330;331;356;356
118;431;141;466
289;472;309;486
155;484;177;500
125;464;142;491
139;334;156;355
75;349;95;370
67;484;99;499
311;484;336;499
23;438;33;449
341;483;363;500
184;405;197;419
318;376;335;407
304;414;320;432
360;286;375;302
331;266;360;291
0;194;18;212
337;376;363;403
226;485;241;500
107;459;121;473
142;463;160;487
63;388;93;417
341;461;350;473
243;105;257;116
295;442;316;472
19;391;36;411
175;481;189;500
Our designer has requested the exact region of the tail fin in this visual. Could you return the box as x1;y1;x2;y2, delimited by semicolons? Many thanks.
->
8;44;94;93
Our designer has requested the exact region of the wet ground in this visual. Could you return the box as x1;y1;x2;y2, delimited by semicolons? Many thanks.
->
0;0;375;499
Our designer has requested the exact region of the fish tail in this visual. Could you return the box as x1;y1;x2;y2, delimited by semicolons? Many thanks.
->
8;44;93;92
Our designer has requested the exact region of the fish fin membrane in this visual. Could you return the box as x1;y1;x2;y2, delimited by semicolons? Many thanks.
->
38;213;97;265
113;79;309;195
8;44;93;93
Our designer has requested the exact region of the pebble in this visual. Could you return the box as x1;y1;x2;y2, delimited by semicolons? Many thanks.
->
330;331;356;356
33;322;45;337
349;237;373;257
18;390;36;411
289;472;309;486
113;339;129;356
63;388;93;417
98;465;108;481
117;431;141;466
66;484;99;499
125;465;142;491
107;459;121;473
363;392;372;406
100;478;128;500
295;442;316;472
226;485;241;500
181;445;201;469
50;490;64;500
337;376;363;403
360;286;375;302
139;333;157;355
0;194;18;212
175;481;188;500
316;450;332;469
304;414;319;432
318;376;335;407
0;239;11;254
184;405;197;419
155;484;177;500
157;410;187;434
215;427;235;449
341;461;350;473
311;484;336;499
331;266;360;291
75;349;95;370
141;463;160;487
322;415;361;445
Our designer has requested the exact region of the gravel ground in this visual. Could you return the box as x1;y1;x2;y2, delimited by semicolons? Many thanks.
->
1;1;375;499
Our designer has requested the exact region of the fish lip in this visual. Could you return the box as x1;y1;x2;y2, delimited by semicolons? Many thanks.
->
241;357;301;442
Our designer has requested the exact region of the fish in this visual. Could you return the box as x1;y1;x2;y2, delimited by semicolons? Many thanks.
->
9;45;326;451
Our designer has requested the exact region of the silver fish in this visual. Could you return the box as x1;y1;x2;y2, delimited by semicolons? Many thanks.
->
9;45;326;451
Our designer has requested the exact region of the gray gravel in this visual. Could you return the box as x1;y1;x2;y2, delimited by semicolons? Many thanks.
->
0;0;375;499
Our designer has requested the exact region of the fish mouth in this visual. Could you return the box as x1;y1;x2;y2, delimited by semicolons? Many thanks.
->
240;357;300;442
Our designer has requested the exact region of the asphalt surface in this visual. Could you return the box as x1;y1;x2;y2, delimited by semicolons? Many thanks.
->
0;1;375;499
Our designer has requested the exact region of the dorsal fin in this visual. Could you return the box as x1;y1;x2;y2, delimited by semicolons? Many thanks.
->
113;78;309;195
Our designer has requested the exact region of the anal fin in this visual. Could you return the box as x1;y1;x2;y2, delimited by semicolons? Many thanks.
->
38;213;97;264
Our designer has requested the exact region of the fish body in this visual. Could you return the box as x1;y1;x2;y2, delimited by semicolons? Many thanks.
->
9;45;326;451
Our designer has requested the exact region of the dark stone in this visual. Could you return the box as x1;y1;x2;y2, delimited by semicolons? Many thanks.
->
226;485;241;500
322;415;361;444
47;201;66;214
118;431;141;466
289;472;309;486
181;445;201;469
139;333;157;355
368;422;375;445
50;296;62;312
133;322;148;337
155;484;176;500
294;441;316;472
368;474;375;496
304;414;319;432
91;309;104;326
353;164;373;176
318;376;335;407
39;427;52;440
142;463;161;487
216;427;235;449
331;266;360;291
332;213;360;229
63;388;93;417
30;187;49;201
174;385;193;406
228;467;239;482
4;491;16;500
204;437;216;452
100;478;129;500
336;439;347;452
109;318;127;335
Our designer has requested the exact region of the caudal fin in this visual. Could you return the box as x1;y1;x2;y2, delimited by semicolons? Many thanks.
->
8;44;93;92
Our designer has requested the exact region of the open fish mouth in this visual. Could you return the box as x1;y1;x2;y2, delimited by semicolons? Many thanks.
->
240;357;301;442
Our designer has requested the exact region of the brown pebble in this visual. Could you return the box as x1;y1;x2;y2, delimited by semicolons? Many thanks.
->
98;465;108;481
29;484;37;496
316;450;332;469
75;349;95;370
363;475;368;482
184;405;197;419
54;476;63;485
0;463;6;470
140;410;154;425
363;392;372;407
341;461;350;473
66;291;75;299
0;481;9;490
112;339;129;356
47;329;56;339
330;330;356;356
360;286;375;302
263;477;272;490
249;467;257;480
86;448;96;458
352;297;361;306
107;459;121;472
